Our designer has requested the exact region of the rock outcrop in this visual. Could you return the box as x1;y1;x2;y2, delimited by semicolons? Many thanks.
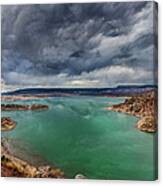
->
107;90;157;133
1;104;48;111
1;117;16;131
137;116;156;133
30;104;49;110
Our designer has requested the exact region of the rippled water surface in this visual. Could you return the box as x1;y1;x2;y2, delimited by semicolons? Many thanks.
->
2;96;156;180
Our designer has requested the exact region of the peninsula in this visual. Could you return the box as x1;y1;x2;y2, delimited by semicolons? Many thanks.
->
107;90;157;132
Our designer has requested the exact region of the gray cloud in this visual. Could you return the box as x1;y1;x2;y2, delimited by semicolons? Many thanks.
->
1;2;157;89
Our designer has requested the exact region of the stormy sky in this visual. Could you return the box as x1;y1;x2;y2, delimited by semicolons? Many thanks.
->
1;2;157;90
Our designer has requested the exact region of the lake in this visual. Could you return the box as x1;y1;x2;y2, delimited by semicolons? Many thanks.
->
1;96;156;180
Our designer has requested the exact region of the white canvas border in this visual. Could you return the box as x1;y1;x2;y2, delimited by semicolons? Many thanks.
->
0;0;162;186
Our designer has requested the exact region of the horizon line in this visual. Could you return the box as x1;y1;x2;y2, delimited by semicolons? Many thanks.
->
1;84;158;94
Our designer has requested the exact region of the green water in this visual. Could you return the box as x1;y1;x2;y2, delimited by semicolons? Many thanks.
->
2;96;156;180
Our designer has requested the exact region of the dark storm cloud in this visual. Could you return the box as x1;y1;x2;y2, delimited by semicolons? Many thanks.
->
1;2;157;88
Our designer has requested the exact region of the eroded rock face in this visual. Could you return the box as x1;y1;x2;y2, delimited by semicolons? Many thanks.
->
1;104;49;111
1;117;16;131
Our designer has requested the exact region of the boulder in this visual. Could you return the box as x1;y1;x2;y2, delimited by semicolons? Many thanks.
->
75;173;86;179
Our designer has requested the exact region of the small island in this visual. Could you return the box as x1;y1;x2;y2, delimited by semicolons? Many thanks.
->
1;104;49;111
1;117;16;131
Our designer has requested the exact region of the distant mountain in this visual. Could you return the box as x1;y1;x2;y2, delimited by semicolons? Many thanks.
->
2;85;157;96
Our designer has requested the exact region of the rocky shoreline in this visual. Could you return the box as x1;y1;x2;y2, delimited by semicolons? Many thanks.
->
1;138;64;178
1;93;72;102
107;90;157;132
1;101;62;178
1;95;44;102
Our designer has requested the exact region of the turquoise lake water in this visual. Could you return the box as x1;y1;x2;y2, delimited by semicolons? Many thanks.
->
1;96;156;180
